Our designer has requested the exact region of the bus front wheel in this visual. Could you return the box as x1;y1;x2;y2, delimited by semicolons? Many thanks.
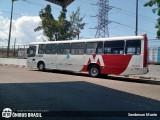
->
89;65;100;77
38;62;45;71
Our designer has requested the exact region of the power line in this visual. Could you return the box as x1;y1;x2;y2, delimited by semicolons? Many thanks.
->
0;10;22;16
0;0;67;17
148;39;160;43
78;0;156;23
112;6;157;22
1;0;157;39
88;2;156;37
23;0;44;7
24;0;157;23
21;0;158;24
148;39;159;40
77;0;157;37
77;0;93;5
112;21;157;36
12;0;157;25
139;0;148;4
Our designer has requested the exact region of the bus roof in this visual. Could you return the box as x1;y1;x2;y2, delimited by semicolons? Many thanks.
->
30;35;145;45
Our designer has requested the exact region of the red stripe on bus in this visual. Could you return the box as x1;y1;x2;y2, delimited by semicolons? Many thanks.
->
143;34;148;67
81;55;132;75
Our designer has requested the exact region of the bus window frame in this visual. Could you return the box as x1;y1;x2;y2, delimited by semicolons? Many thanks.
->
125;39;141;55
45;44;57;54
104;40;125;55
38;44;46;54
86;41;103;55
71;42;86;55
27;46;36;57
57;43;71;55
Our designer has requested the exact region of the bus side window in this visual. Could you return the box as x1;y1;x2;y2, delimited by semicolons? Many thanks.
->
58;43;70;54
38;44;45;54
96;42;103;54
125;40;141;55
71;42;85;55
86;42;103;55
45;44;57;54
104;41;124;54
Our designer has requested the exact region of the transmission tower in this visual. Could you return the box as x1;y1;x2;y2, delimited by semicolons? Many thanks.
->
95;0;111;38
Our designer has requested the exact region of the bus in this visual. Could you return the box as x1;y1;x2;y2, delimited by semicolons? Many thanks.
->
27;35;148;77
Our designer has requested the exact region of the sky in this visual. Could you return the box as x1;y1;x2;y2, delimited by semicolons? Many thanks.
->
0;0;160;47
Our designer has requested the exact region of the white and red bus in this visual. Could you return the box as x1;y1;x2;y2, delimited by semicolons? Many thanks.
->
27;35;148;77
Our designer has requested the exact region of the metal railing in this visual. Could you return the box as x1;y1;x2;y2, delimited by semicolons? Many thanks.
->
0;45;29;59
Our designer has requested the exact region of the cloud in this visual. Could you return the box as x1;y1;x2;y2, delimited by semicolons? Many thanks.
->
0;15;47;46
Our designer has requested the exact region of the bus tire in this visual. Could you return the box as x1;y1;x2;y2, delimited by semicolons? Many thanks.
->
38;62;45;71
89;65;100;77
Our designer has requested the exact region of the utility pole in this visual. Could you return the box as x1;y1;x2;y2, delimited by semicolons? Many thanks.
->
14;38;16;57
135;0;138;36
7;0;18;58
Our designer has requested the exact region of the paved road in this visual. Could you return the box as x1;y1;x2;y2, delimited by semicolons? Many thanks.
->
0;66;160;119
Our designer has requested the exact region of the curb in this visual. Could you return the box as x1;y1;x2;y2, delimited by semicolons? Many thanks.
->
0;64;26;68
131;75;160;81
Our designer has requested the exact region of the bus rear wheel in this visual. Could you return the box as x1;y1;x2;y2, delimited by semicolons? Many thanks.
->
38;62;45;71
89;65;100;77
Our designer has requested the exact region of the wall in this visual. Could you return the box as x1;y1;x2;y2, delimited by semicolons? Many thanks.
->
158;47;160;63
0;58;27;67
148;47;160;64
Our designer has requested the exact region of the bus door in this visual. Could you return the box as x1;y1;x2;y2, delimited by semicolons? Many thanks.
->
27;45;37;68
103;40;125;75
123;39;142;75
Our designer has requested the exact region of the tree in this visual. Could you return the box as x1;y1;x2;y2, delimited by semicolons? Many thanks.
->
69;7;86;39
144;0;160;38
35;5;86;41
34;5;56;41
56;8;72;40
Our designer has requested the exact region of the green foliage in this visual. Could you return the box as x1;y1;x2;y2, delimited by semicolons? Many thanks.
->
69;7;86;39
144;0;157;7
35;5;86;41
34;5;56;41
144;0;160;38
56;8;72;40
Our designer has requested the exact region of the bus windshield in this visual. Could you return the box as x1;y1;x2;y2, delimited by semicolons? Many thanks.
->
27;46;36;57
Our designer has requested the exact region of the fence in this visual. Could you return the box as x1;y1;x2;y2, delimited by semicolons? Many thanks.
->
0;45;29;58
148;47;160;64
